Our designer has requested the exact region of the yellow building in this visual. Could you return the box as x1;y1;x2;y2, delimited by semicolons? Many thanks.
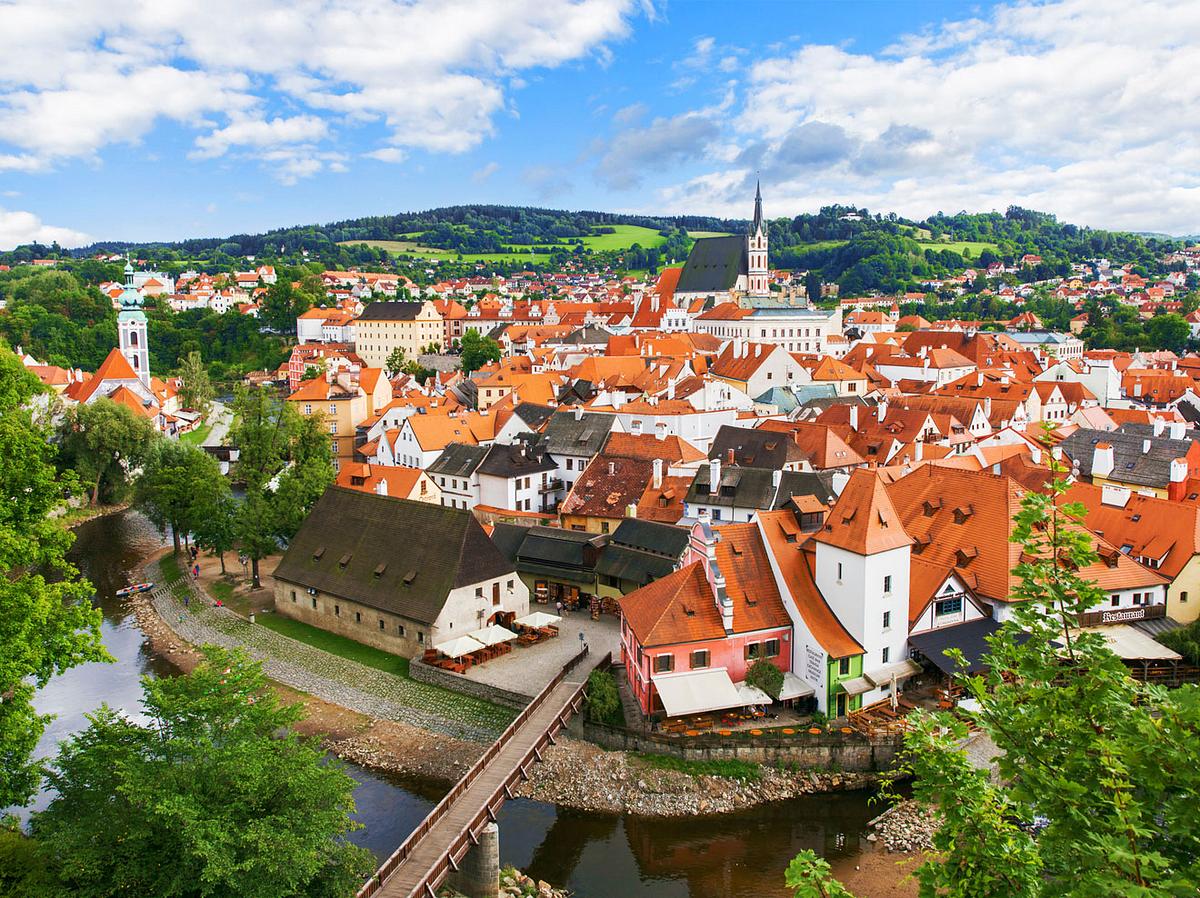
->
288;368;389;470
353;301;442;368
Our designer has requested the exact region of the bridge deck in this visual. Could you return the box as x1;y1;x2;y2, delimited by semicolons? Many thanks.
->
370;658;595;898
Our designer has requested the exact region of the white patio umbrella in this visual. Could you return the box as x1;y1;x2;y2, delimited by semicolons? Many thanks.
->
469;624;519;647
735;682;773;706
434;635;486;658
513;611;562;628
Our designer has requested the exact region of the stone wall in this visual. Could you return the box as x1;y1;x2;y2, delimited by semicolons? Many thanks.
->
409;658;535;711
274;579;429;657
569;717;902;771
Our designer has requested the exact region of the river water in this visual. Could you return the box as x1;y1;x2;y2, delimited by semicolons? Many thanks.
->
19;510;887;898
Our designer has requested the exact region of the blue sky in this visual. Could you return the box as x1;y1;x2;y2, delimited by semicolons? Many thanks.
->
0;0;1196;248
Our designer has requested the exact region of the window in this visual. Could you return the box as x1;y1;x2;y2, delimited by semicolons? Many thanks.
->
329;421;338;434
1182;591;1190;604
334;604;340;616
881;647;890;664
311;597;317;609
379;619;385;630
690;649;710;669
745;642;762;660
398;624;406;636
935;597;963;616
837;562;843;582
1111;594;1120;607
507;579;514;590
493;583;501;605
417;631;424;644
601;521;610;533
355;611;362;623
838;657;851;676
653;654;674;673
476;587;484;598
291;590;297;603
304;403;312;415
882;611;891;630
764;639;780;658
566;458;573;470
883;575;892;594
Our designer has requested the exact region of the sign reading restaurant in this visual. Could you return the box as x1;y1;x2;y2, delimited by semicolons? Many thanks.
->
1077;605;1166;627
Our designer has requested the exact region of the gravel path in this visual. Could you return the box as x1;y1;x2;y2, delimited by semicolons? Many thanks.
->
148;565;511;743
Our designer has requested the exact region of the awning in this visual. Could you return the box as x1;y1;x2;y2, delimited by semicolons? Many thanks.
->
514;611;562;628
469;624;519;646
652;667;743;717
434;635;486;658
908;619;1019;677
863;658;922;687
839;676;873;696
734;682;773;706
1076;624;1182;661
778;672;816;700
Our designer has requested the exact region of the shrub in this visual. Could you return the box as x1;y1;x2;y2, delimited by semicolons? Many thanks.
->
746;658;784;700
585;669;622;725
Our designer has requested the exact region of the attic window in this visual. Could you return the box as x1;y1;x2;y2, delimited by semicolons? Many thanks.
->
403;570;418;585
952;505;974;524
731;544;743;556
312;546;326;561
841;507;858;525
745;593;758;607
374;563;388;578
339;553;352;567
922;499;942;517
682;603;695;617
1131;514;1141;523
955;547;978;566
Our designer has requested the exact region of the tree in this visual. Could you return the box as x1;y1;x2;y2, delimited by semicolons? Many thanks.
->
786;461;1200;897
585;669;620;725
135;441;225;555
176;350;214;417
458;328;501;374
191;491;237;575
57;397;159;505
384;345;408;377
746;658;784;701
34;646;373;898
0;348;108;808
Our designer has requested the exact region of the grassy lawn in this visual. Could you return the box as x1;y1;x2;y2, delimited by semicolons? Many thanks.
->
257;613;411;678
786;239;849;253
916;239;1000;256
180;423;212;446
578;224;668;252
686;229;732;239
633;753;761;781
342;224;670;264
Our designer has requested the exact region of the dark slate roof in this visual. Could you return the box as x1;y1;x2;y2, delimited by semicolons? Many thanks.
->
478;442;557;478
596;519;691;585
675;235;746;295
685;465;836;510
490;524;607;584
490;522;528;564
708;424;808;470
556;324;612;345
428;443;488;477
908;618;1030;676
356;301;425;321
512;402;556;431
542;409;617;457
1059;427;1194;488
608;518;691;557
274;487;513;625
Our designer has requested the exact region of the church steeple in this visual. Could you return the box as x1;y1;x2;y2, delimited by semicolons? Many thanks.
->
746;180;769;297
117;258;150;387
751;179;764;236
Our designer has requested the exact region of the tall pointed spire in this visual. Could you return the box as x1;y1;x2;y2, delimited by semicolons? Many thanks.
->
751;177;764;234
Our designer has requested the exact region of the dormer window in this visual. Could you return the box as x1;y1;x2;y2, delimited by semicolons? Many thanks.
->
312;547;325;561
338;553;352;568
953;505;974;525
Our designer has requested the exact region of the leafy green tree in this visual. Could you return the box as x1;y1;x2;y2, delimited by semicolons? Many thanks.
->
135;441;225;555
745;658;784;701
176;350;214;416
1145;312;1190;354
384;345;408;377
585;669;621;725
192;491;237;575
459;328;501;374
57;397;159;505
0;348;107;808
34;646;373;898
786;464;1200;897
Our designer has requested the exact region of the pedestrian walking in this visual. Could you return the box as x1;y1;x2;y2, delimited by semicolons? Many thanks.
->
184;593;190;609
192;563;200;579
556;600;563;616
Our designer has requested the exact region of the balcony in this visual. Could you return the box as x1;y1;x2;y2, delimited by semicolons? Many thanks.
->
539;478;565;493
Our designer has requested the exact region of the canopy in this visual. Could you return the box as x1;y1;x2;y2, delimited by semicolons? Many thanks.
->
434;635;486;658
469;624;519;647
839;676;873;696
652;668;742;717
734;682;773;706
1076;624;1182;661
778;671;816;701
513;611;562;629
908;619;1013;677
863;658;922;688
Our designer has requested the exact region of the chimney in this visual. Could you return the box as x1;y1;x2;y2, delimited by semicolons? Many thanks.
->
666;380;675;400
709;458;721;488
1100;484;1131;507
1092;441;1115;478
876;398;888;423
608;461;616;475
1142;438;1151;455
754;344;762;358
977;371;984;386
574;405;584;421
1170;420;1186;440
375;478;388;497
653;458;663;488
726;448;736;465
1170;457;1188;484
849;404;859;431
914;439;924;462
655;422;667;441
1153;416;1166;437
772;469;782;490
1031;445;1042;465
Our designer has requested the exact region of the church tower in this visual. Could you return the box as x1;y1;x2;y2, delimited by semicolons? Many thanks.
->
746;180;769;296
117;261;150;387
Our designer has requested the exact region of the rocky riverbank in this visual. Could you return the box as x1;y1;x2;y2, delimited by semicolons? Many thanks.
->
512;737;882;816
867;799;941;852
439;868;570;898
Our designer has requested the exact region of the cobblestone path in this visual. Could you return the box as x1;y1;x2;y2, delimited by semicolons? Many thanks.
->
148;563;512;742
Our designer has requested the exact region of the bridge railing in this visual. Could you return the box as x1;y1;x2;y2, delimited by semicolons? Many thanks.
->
356;645;599;898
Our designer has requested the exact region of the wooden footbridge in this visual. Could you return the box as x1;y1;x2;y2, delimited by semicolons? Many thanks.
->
358;647;608;898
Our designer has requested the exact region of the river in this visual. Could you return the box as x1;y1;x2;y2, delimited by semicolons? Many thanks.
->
18;509;890;898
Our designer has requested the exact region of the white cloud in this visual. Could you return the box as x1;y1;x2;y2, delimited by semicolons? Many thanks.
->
0;207;91;249
365;148;408;164
0;0;643;178
655;0;1200;233
472;161;501;182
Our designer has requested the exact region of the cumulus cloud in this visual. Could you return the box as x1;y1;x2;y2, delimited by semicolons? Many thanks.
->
0;0;643;178
0;207;91;249
657;0;1200;233
595;112;720;189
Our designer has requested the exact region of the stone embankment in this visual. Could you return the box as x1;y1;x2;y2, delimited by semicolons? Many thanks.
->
439;868;569;898
867;800;940;852
512;738;880;817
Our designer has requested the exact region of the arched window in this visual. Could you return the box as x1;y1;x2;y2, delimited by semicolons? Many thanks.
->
130;331;138;347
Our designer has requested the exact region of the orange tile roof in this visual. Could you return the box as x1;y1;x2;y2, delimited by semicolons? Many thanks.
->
619;562;726;646
813;468;914;555
603;431;705;464
335;463;426;499
64;348;139;403
635;475;691;524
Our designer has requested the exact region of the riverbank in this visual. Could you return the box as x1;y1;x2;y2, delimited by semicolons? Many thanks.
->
56;500;130;529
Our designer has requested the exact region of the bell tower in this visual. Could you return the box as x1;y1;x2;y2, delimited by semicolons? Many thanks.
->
747;180;769;297
117;261;150;386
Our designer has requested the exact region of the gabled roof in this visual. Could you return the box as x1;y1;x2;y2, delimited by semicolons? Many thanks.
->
708;425;809;470
541;409;618;456
64;348;139;403
686;464;835;511
813;468;913;555
605;431;705;464
274;487;514;625
427;443;489;477
676;236;746;295
355;301;428;321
